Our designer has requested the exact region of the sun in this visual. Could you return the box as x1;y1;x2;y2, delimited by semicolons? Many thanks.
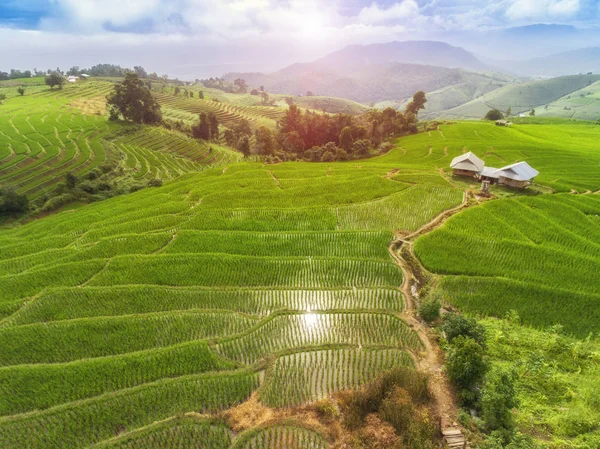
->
298;12;327;40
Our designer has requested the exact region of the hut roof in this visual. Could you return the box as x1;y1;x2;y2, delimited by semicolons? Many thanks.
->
495;161;539;181
479;166;500;179
450;152;485;172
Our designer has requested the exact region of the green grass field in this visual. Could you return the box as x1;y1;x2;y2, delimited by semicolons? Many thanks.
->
1;89;600;448
0;81;239;201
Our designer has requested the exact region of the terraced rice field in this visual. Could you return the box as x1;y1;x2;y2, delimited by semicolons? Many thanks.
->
0;157;465;448
380;121;600;192
2;116;600;447
415;194;600;337
155;92;283;128
0;82;239;198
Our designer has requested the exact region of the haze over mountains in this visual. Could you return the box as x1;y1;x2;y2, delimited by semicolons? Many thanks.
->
224;39;600;118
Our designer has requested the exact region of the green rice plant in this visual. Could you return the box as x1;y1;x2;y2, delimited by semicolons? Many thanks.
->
415;194;600;336
87;254;403;289
0;369;260;449
0;311;256;365
6;286;404;325
216;312;422;364
91;416;232;449
231;423;328;449
261;348;414;407
0;341;237;415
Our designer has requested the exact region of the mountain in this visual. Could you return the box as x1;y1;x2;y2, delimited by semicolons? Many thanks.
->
516;47;600;77
313;40;489;72
223;41;495;104
429;73;600;119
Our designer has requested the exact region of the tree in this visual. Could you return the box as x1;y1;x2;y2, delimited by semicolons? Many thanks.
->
65;172;78;190
193;113;211;140
530;108;536;117
505;106;512;117
199;91;204;99
284;97;294;107
482;367;518;431
133;66;147;78
0;186;29;215
442;313;487;347
255;126;275;155
224;129;236;147
339;126;354;152
209;113;219;140
234;78;248;94
446;336;488;392
306;91;314;96
106;73;162;124
239;136;251;157
174;87;180;95
67;66;80;76
484;109;504;121
371;119;382;146
45;72;65;90
0;93;6;104
260;91;270;105
17;87;25;96
250;88;259;96
405;91;427;116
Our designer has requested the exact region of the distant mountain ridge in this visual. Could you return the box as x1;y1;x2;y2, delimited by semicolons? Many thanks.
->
314;40;489;72
514;47;600;77
223;41;494;103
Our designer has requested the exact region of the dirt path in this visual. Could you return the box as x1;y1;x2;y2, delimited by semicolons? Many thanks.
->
390;192;475;444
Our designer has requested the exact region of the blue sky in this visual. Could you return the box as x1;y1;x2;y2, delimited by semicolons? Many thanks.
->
0;1;599;76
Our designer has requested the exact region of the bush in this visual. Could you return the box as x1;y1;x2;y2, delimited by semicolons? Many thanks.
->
418;293;441;323
443;314;486;347
40;194;75;213
484;109;504;121
0;186;29;215
314;399;339;423
446;336;487;392
482;367;518;431
147;178;163;187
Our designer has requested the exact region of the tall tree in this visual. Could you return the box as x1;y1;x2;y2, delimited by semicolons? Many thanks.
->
234;78;248;94
339;126;354;152
255;126;275;155
405;91;427;116
45;72;65;90
106;72;162;124
239;136;251;157
209;113;219;140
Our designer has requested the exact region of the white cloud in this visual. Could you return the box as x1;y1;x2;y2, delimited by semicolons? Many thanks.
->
505;0;581;20
358;1;420;24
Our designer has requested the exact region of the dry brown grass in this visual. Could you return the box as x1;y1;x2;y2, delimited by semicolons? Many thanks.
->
69;96;107;116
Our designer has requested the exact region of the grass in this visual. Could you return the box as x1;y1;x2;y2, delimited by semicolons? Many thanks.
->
415;194;600;337
1;108;600;448
0;81;238;201
481;315;600;448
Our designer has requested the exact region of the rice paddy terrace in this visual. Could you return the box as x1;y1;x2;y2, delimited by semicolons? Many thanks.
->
1;110;600;447
0;80;240;200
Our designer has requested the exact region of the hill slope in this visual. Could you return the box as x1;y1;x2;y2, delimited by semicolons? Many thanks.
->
432;74;600;119
314;40;488;72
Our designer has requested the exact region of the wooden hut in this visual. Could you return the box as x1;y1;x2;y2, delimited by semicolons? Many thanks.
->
495;162;539;188
450;152;485;178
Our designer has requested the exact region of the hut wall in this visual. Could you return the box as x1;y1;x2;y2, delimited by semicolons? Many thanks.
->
453;169;478;178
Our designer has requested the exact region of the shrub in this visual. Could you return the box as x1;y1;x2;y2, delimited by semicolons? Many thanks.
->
147;178;163;187
484;109;504;121
446;336;487;392
418;293;441;323
482;367;518;431
314;399;339;423
443;313;486;347
0;186;29;215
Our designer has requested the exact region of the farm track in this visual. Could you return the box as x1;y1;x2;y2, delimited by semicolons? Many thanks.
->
390;191;475;444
